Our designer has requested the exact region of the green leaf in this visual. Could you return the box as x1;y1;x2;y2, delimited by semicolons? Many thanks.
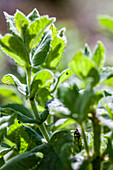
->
0;34;29;68
40;110;49;123
25;16;55;52
30;69;54;99
0;147;13;159
58;68;74;83
74;88;95;122
31;30;52;67
100;67;113;82
0;85;22;104
99;15;113;33
107;138;113;163
53;118;75;131
4;12;19;36
14;10;29;40
69;51;95;79
87;68;100;86
1;103;33;118
0;104;41;124
0;150;43;170
98;113;113;129
0;158;5;168
57;84;79;114
7;121;43;153
43;24;66;69
36;87;53;106
93;41;105;70
2;74;28;96
83;43;91;57
32;130;73;170
27;8;40;22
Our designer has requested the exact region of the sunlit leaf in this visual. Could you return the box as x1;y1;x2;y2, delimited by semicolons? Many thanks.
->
14;10;29;40
43;24;66;69
0;34;29;68
93;41;105;70
30;69;54;99
2;74;28;96
25;16;55;52
31;30;52;67
69;51;95;79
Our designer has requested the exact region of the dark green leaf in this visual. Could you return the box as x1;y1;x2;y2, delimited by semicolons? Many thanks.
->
43;24;66;69
74;88;95;122
0;147;13;159
57;84;79;114
14;10;29;40
2;74;28;96
87;68;100;86
93;41;105;70
107;138;113;163
83;43;91;57
27;8;40;22
25;16;55;52
40;110;49;123
1;103;33;118
0;150;42;170
0;34;29;68
31;30;52;67
0;158;5;168
32;130;73;170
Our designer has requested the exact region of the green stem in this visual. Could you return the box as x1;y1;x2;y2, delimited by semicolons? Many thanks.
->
80;123;90;157
26;67;50;142
92;115;101;170
30;99;50;142
26;67;31;91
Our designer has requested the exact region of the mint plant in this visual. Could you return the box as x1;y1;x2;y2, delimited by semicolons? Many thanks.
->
0;9;113;170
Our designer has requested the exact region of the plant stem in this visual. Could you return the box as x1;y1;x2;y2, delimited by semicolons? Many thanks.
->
80;123;90;157
92;115;101;170
26;67;31;92
26;67;50;142
30;99;50;142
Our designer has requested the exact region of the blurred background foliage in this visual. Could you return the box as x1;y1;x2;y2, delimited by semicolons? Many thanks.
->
1;0;113;81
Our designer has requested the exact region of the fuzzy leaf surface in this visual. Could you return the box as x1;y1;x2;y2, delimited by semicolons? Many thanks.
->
0;34;29;68
31;30;52;67
2;74;28;96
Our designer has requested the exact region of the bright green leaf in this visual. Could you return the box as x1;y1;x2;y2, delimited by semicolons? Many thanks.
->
69;51;95;79
25;16;55;52
43;24;66;69
30;69;54;99
0;85;22;104
58;68;74;83
2;74;28;96
93;41;105;70
99;15;113;33
0;34;29;68
31;30;52;67
14;10;29;40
